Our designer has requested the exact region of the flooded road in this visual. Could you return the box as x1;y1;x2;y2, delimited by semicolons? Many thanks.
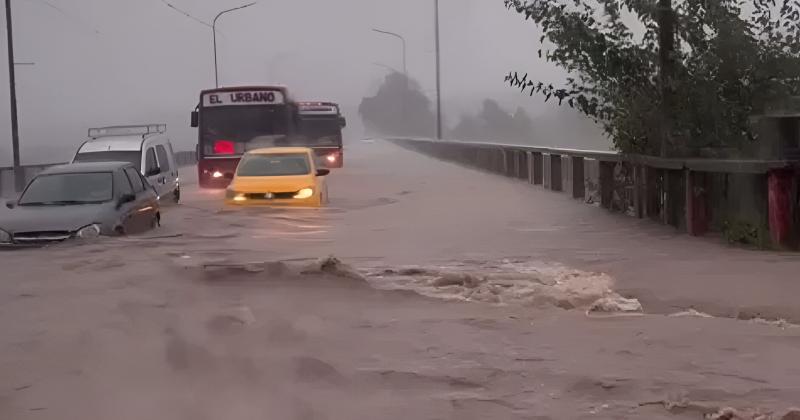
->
1;141;799;419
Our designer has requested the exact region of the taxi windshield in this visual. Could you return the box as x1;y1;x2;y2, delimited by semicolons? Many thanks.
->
236;153;311;177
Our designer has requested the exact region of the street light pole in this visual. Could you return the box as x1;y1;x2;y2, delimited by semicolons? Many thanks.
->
434;0;442;140
371;28;406;75
5;0;22;191
213;2;256;88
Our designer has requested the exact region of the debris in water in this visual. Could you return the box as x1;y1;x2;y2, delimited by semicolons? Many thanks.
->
781;408;800;420
749;318;797;329
587;296;643;315
301;256;366;282
432;273;484;288
366;260;624;311
670;309;714;318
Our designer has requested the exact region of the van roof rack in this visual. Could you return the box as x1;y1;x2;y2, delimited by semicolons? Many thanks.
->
88;124;166;138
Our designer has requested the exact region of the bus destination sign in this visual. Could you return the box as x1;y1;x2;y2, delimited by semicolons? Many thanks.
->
203;90;285;107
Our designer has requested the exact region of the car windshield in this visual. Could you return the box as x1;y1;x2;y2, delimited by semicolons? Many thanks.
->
73;151;141;167
236;153;311;177
19;172;114;205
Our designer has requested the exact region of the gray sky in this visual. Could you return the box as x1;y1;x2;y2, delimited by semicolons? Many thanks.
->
0;0;609;166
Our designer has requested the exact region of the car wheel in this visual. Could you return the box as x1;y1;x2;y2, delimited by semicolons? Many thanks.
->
114;225;126;236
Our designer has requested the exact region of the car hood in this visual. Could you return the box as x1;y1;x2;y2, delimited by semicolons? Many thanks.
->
230;175;315;193
0;203;110;234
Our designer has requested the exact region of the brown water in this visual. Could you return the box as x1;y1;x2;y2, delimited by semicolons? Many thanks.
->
1;141;799;419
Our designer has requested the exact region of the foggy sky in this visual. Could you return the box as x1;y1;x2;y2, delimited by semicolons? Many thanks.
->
0;0;609;166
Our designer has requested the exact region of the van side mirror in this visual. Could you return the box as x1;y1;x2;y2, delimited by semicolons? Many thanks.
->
339;117;347;128
190;111;199;128
146;167;161;177
117;193;135;209
316;169;331;177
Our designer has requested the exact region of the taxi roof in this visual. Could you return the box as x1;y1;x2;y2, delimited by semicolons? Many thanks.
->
247;147;313;155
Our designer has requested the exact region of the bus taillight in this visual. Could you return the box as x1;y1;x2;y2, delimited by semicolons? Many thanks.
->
213;140;235;155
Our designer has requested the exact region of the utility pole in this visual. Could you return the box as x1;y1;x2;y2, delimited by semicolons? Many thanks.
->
656;0;674;157
5;0;22;191
213;2;256;88
434;0;442;140
371;28;406;75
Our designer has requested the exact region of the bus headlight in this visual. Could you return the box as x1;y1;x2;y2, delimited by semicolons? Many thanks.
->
294;188;314;199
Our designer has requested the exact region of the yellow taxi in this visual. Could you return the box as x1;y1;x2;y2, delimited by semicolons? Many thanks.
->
225;147;330;207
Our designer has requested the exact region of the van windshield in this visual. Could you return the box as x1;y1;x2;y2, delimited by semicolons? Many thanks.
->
74;151;142;168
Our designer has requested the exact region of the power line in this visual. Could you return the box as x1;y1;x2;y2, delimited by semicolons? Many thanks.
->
25;0;101;34
160;0;212;28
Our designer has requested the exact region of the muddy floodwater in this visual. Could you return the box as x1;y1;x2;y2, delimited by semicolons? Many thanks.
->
1;141;799;419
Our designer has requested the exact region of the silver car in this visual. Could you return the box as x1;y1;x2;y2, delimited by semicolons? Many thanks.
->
0;162;160;245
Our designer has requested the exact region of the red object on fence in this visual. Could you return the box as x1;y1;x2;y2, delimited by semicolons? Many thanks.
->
768;169;793;247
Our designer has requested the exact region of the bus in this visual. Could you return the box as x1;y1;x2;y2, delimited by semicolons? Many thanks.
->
190;85;299;188
296;102;347;168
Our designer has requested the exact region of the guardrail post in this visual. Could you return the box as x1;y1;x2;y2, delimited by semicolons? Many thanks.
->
543;153;552;189
550;154;563;191
570;156;585;199
511;150;519;177
519;151;528;180
599;161;614;209
633;165;644;218
532;152;543;185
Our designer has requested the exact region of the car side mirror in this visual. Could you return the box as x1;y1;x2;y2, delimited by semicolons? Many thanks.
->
146;167;161;177
339;117;347;128
316;169;331;177
5;200;16;209
117;193;135;208
190;111;199;128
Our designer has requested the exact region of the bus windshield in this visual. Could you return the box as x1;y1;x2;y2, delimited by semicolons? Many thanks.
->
297;118;342;145
201;105;291;154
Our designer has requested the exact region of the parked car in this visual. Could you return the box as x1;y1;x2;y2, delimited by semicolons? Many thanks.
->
225;147;330;207
72;124;181;203
0;162;160;245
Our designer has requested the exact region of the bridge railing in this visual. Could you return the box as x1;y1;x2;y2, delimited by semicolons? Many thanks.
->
391;138;798;249
0;151;197;198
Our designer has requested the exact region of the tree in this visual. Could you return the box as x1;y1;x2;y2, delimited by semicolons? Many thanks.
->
451;99;534;142
359;72;437;137
504;0;800;156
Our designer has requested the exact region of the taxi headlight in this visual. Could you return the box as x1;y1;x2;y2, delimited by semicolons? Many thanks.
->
0;229;11;244
294;188;314;199
227;189;247;202
76;224;101;239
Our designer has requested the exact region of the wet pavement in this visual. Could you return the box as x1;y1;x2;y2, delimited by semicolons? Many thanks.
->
1;140;799;419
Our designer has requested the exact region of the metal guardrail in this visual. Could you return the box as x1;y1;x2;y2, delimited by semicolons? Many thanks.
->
389;137;793;174
0;151;198;198
390;137;797;248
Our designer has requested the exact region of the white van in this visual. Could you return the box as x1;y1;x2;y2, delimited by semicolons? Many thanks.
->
72;124;181;203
